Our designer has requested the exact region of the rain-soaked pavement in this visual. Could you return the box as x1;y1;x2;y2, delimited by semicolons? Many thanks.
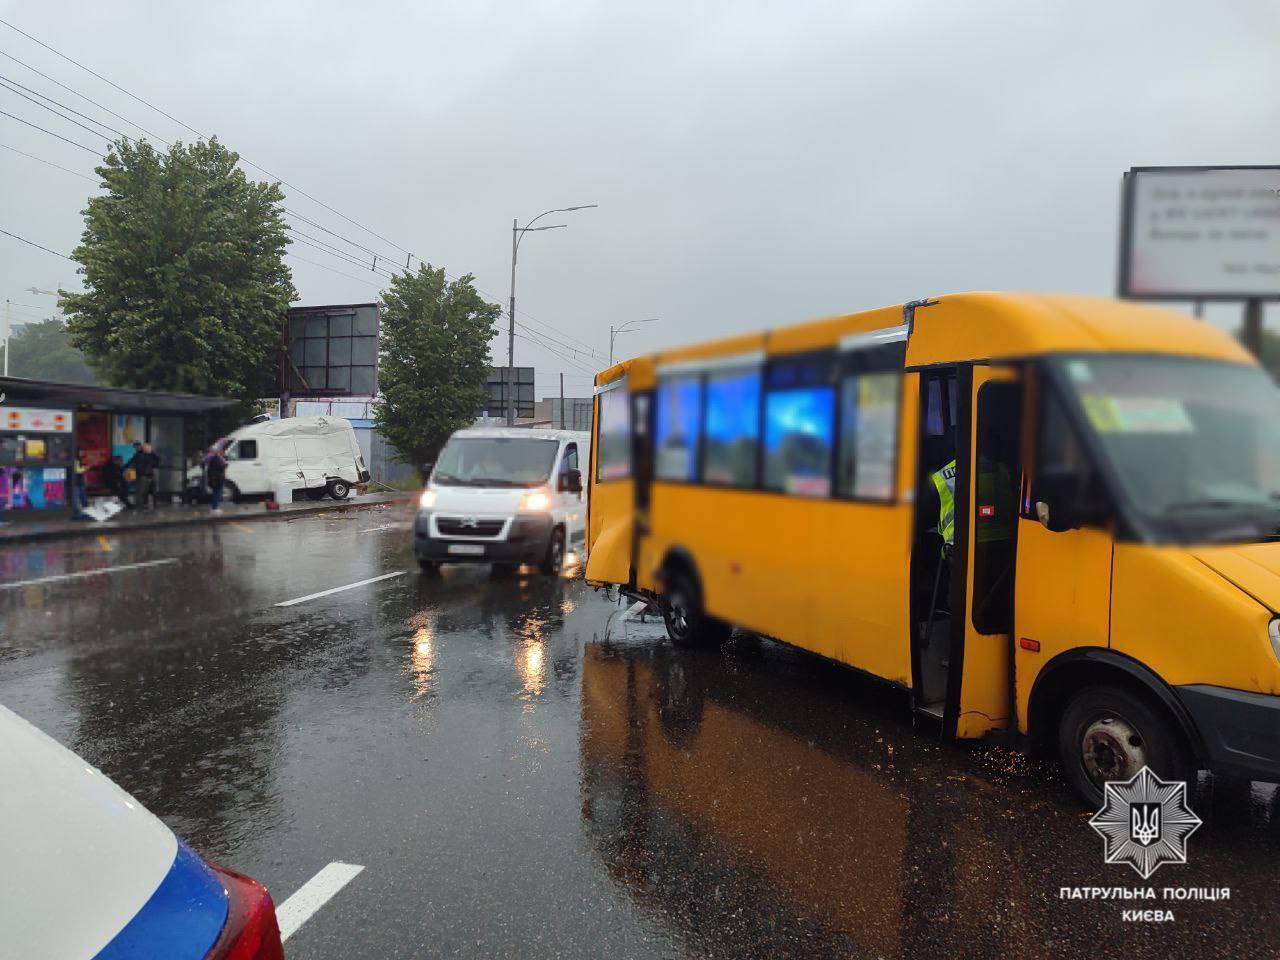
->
2;505;1279;959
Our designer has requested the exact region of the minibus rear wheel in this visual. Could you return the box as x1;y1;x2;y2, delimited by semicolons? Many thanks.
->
1058;685;1191;807
661;572;731;648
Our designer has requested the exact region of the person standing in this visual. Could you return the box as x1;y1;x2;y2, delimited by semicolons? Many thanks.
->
127;442;160;511
102;455;130;507
204;445;228;514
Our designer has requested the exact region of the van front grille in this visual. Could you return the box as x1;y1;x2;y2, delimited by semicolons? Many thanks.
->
436;517;505;538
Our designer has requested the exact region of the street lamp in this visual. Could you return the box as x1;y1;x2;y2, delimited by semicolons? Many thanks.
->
506;204;598;425
609;318;659;366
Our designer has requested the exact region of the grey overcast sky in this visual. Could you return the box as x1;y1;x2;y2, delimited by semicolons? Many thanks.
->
1;0;1276;397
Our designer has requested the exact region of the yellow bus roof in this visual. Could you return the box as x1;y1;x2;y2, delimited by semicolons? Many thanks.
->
594;292;1253;387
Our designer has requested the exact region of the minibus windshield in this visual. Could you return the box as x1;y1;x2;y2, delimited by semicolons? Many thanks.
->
1058;355;1280;539
433;437;559;487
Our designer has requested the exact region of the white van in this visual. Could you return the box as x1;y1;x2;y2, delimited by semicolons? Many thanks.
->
186;415;369;503
414;427;589;574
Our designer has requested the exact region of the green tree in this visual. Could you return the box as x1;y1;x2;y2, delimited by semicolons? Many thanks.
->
374;265;500;467
61;138;295;413
3;317;97;383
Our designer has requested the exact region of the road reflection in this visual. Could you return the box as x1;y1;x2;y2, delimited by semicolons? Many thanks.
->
579;629;1280;960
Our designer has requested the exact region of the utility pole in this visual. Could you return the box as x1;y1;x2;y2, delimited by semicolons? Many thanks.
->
506;204;598;425
2;299;9;377
1243;299;1264;359
507;219;518;425
559;372;565;429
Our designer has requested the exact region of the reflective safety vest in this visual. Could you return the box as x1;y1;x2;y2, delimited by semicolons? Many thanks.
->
929;457;1015;547
930;459;957;545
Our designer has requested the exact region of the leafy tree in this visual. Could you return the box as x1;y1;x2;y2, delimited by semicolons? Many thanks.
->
61;138;295;413
3;317;97;384
374;265;500;467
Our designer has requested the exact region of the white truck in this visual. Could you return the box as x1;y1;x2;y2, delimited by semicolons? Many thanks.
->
413;427;589;574
186;415;369;503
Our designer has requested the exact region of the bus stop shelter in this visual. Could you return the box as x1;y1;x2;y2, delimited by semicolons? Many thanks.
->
0;376;236;521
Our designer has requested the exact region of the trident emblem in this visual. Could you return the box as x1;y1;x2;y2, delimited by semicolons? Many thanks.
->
1130;802;1161;847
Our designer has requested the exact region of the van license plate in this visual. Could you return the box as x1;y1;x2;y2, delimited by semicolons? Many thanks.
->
447;544;485;556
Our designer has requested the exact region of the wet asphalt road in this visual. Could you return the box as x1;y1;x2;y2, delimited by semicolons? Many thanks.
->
2;507;1280;959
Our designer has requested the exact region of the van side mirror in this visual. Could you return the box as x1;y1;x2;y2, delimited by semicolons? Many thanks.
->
1034;468;1105;533
562;468;583;494
420;462;434;482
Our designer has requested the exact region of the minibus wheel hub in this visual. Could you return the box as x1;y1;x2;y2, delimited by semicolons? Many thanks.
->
1082;717;1146;782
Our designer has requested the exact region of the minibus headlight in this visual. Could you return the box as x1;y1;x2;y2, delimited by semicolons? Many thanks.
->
1270;618;1280;663
520;491;551;512
419;489;436;509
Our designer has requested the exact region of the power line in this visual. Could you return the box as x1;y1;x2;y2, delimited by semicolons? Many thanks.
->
286;253;386;290
286;227;398;277
0;23;606;361
0;226;73;260
514;320;600;362
513;331;597;375
0;46;165;142
0;106;101;154
288;235;398;280
0;140;95;180
0;18;418;261
0;71;127;141
0;76;116;146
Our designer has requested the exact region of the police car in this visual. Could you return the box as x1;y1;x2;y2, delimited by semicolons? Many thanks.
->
0;704;284;959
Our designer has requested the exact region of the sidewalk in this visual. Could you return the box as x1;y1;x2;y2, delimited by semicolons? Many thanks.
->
0;491;417;546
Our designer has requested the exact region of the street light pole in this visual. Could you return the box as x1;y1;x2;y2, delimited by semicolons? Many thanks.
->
506;204;598;425
609;318;659;366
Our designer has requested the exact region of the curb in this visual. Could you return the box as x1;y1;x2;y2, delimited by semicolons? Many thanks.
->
0;493;417;546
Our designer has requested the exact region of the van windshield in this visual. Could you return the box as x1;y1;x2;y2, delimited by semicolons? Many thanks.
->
1058;355;1280;540
433;438;559;487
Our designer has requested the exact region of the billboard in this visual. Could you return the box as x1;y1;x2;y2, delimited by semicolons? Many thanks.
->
284;303;380;397
480;367;535;419
1120;166;1280;300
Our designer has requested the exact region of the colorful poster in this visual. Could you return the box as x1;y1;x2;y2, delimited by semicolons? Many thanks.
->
0;467;67;510
112;414;146;462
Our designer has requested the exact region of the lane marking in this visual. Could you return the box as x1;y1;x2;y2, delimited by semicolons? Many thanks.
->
359;522;406;534
275;571;406;607
97;535;112;553
229;522;253;532
0;557;179;591
276;861;365;942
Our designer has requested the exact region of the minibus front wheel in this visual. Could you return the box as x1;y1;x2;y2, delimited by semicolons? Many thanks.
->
660;569;731;648
1059;685;1192;807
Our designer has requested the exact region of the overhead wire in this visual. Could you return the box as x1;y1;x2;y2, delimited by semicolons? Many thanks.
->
0;140;94;180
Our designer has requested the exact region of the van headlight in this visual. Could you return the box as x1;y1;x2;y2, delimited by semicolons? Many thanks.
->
520;491;551;512
1270;618;1280;663
419;489;436;509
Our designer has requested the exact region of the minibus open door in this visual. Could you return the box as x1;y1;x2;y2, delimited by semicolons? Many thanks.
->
912;364;1023;739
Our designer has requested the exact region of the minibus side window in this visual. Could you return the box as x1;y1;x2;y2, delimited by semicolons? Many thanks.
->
703;368;761;487
763;387;835;496
838;371;900;500
655;375;702;482
597;384;631;482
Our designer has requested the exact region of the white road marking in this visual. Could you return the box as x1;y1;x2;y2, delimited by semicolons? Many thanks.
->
275;571;406;607
276;861;365;942
359;522;407;534
0;557;179;591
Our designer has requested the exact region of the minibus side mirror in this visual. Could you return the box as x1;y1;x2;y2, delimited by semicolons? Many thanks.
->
1034;468;1106;533
420;461;434;482
562;468;583;494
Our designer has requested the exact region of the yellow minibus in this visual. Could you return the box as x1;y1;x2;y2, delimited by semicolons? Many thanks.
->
585;292;1280;804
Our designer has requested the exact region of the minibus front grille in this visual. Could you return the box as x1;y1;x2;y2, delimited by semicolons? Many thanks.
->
436;517;506;538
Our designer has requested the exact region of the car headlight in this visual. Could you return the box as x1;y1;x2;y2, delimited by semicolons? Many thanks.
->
520;491;551;511
419;489;436;509
1270;618;1280;663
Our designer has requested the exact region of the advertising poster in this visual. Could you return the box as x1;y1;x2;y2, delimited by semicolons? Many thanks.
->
112;414;146;462
76;412;111;487
0;466;67;511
